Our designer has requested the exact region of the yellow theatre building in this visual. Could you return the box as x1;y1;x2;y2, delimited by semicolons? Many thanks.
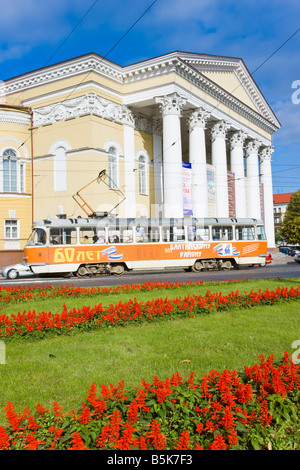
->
0;51;280;266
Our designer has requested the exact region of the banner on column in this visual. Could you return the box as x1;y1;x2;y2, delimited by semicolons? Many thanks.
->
182;161;193;216
207;166;216;217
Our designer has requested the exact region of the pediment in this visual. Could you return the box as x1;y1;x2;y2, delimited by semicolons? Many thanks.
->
177;51;280;128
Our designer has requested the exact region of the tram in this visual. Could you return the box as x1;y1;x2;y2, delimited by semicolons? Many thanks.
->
23;216;268;277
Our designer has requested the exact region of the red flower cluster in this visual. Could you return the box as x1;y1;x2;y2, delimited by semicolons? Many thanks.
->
1;279;258;305
1;353;300;450
0;285;299;340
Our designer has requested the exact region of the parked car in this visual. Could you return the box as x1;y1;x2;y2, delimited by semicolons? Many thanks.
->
1;263;34;279
294;253;300;264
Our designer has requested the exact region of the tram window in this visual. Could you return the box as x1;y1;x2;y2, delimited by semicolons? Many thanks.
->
50;228;77;245
187;226;196;241
162;226;185;242
235;226;255;241
187;226;209;241
79;228;107;244
121;229;133;243
108;228;120;243
108;228;133;243
212;226;233;241
79;228;94;244
257;225;267;240
136;226;160;243
108;227;133;243
27;228;46;245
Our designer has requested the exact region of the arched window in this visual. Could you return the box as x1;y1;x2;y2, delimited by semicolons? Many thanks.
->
108;146;118;189
49;140;71;192
138;155;147;194
2;149;25;193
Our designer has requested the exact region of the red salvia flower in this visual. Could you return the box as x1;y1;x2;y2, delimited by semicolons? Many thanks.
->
0;427;10;450
68;432;89;450
174;430;192;450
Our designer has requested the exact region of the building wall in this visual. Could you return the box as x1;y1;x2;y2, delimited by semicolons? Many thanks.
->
0;52;280;263
0;114;32;252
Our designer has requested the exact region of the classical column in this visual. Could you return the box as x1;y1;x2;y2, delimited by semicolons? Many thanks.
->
210;120;230;217
155;92;187;218
152;117;163;217
259;146;275;247
123;106;136;218
245;139;262;220
229;130;247;218
188;107;210;218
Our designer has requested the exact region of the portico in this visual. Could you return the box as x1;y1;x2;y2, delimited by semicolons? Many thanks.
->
0;50;280;257
151;89;276;246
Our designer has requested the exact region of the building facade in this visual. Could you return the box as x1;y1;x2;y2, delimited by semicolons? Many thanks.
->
273;192;293;240
0;51;280;262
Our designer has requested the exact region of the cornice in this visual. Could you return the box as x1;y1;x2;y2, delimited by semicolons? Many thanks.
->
0;109;31;126
2;51;280;135
2;54;123;97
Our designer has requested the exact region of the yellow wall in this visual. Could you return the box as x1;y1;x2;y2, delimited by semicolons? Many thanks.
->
0;118;32;251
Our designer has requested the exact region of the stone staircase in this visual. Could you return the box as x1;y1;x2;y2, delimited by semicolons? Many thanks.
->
268;250;293;264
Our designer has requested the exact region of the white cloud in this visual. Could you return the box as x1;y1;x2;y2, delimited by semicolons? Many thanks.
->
0;0;87;61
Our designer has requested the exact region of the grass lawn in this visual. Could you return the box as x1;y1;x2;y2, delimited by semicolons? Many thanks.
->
0;277;299;426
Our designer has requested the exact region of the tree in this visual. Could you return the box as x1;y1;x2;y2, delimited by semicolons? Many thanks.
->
279;190;300;245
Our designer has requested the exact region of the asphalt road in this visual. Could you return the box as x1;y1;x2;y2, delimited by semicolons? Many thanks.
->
0;262;299;288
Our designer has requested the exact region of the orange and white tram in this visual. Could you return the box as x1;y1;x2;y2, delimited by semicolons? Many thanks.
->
23;216;268;277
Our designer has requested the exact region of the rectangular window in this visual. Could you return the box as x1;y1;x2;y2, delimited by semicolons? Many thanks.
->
5;219;18;238
187;225;210;241
136;226;159;243
257;225;267;240
138;157;147;194
108;155;118;190
107;227;133;243
212;226;233;241
235;226;255;240
50;227;77;245
3;159;17;192
162;226;185;242
20;163;25;193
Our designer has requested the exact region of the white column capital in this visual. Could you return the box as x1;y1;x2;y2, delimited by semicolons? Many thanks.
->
155;92;187;116
210;119;231;140
259;146;274;162
229;130;247;149
245;138;263;156
187;107;210;129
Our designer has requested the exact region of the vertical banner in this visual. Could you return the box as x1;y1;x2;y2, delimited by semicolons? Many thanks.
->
207;166;216;217
182;162;193;216
207;168;215;202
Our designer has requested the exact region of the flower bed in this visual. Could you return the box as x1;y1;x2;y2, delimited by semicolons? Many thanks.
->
0;285;299;340
1;353;300;450
0;278;250;304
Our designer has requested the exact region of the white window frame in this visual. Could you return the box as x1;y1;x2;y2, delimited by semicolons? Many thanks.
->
108;147;119;190
138;155;147;195
104;140;122;191
136;150;150;196
1;148;26;193
4;219;19;239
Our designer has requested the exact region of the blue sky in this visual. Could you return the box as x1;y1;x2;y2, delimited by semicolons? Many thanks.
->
1;0;299;194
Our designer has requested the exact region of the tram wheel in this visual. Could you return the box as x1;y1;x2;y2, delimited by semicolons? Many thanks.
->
192;260;202;272
222;261;232;271
76;266;88;277
111;264;125;276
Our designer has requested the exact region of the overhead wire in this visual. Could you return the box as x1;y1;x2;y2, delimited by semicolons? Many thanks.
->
15;0;159;151
3;2;300;200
